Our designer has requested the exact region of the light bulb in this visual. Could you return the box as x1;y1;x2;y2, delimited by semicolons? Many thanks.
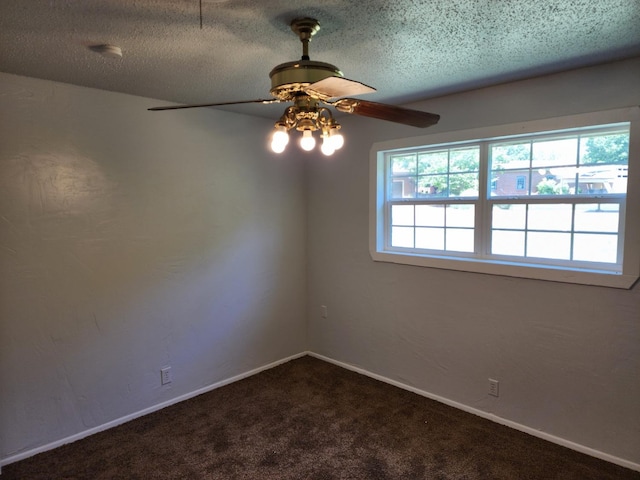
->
329;129;344;150
300;130;316;151
270;127;289;153
273;129;289;146
321;137;335;156
271;139;286;153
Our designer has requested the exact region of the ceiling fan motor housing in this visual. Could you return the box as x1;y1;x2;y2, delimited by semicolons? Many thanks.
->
269;17;343;101
148;16;439;130
269;60;343;100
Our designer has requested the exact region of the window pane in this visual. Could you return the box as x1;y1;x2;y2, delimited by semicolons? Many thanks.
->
535;176;570;195
418;151;448;174
580;131;629;193
491;142;531;170
392;227;414;248
528;204;572;231
381;121;630;282
416;177;431;197
535;165;578;195
491;169;533;196
574;203;619;232
391;205;414;226
450;147;480;172
446;205;475;228
391;154;416;175
390;177;416;199
449;173;479;197
532;138;578;168
416;205;444;227
492;204;526;229
492;230;525;256
416;227;444;250
580;132;629;166
418;175;448;197
575;165;628;194
446;229;474;252
527;232;571;260
574;233;618;263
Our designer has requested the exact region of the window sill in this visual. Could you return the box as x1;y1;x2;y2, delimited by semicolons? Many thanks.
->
370;250;638;289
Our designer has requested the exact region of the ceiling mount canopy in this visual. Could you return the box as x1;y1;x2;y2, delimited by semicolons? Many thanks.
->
148;17;440;156
290;17;321;60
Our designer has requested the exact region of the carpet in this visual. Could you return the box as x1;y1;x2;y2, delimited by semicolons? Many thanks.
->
3;356;638;479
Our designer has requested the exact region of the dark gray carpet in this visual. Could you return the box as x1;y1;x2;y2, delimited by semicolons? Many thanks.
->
4;356;639;479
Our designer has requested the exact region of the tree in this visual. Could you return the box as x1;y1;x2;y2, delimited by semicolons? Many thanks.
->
536;178;569;195
392;148;480;197
491;143;530;169
581;134;628;164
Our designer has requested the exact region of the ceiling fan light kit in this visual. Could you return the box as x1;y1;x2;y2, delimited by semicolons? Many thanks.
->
149;17;440;156
270;95;344;156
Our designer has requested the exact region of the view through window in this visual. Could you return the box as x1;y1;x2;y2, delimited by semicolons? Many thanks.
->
371;108;639;288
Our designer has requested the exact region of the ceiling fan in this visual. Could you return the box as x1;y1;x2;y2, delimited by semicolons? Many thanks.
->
149;18;440;155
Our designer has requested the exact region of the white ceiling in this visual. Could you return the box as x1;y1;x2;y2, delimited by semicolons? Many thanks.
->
1;0;639;119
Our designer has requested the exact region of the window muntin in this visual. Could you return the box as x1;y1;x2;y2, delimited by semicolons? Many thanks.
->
388;132;628;265
388;145;480;255
390;204;476;253
489;202;621;265
489;128;628;198
484;126;628;270
389;146;480;199
372;110;639;288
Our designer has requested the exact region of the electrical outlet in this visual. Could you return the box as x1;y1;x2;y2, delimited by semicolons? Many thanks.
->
489;378;499;397
320;305;328;318
161;367;172;385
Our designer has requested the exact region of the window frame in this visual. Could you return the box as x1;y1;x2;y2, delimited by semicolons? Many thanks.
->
370;107;640;289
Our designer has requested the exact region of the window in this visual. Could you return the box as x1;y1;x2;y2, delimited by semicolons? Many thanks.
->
370;107;640;288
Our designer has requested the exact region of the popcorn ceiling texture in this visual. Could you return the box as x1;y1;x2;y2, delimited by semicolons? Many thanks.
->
1;0;639;117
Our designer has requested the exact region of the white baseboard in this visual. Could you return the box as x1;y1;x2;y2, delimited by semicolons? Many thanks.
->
0;351;308;469
3;351;638;474
307;352;640;473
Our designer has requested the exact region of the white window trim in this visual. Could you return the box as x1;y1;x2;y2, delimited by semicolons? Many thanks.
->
370;106;640;289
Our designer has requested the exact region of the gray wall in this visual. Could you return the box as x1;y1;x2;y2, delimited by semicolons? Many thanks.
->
307;58;640;465
0;73;307;460
1;58;639;469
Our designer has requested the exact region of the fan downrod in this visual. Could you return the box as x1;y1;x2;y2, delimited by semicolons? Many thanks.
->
269;17;342;101
291;18;320;60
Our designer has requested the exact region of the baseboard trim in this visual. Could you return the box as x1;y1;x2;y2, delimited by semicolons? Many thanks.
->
0;351;308;468
308;351;640;473
4;351;638;473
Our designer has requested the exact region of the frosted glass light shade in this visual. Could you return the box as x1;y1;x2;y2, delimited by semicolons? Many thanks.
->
300;130;316;151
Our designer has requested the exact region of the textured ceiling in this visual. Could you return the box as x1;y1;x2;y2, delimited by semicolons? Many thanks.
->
1;0;639;118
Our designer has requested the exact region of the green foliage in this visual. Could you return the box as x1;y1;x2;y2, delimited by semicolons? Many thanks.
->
418;151;448;174
391;154;417;174
581;134;628;164
491;143;530;169
536;178;569;195
449;174;479;196
394;148;480;197
450;148;480;173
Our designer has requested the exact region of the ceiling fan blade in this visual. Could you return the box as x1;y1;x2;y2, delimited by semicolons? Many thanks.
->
332;98;440;128
148;99;280;111
304;77;376;100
